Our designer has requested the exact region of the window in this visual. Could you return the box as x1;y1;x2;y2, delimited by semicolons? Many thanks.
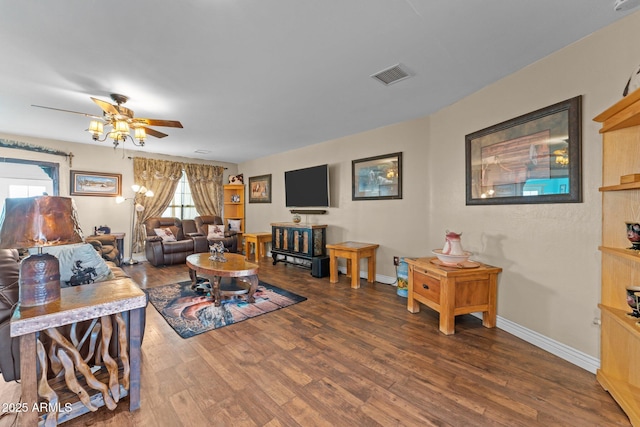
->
9;184;48;198
0;158;59;209
162;171;198;219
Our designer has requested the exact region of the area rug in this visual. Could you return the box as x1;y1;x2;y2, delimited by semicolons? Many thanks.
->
146;279;306;338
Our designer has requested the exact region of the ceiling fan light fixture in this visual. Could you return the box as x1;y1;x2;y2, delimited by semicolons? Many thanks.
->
32;93;182;148
134;127;146;145
114;120;130;135
87;120;104;140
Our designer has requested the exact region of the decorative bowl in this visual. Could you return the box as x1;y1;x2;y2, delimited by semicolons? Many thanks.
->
626;285;640;317
627;222;640;250
432;249;472;266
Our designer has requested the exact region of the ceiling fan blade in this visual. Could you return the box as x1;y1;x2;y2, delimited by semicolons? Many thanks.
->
142;127;168;138
135;118;183;128
90;97;119;115
31;105;104;120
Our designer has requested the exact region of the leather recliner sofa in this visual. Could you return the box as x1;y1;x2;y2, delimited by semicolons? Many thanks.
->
192;215;238;253
144;217;209;266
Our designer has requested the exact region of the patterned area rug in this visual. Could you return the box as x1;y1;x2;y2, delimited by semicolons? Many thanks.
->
146;279;306;338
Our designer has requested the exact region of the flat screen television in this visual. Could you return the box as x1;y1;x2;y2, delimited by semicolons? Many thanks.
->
285;164;330;207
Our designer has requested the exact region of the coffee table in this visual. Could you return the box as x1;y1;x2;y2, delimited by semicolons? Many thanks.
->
186;253;259;307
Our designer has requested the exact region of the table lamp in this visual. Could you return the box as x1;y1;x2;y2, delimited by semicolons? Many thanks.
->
0;196;83;306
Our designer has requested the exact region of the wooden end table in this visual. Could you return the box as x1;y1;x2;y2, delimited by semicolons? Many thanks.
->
10;278;147;426
326;241;379;289
186;253;259;306
244;232;272;261
405;257;502;335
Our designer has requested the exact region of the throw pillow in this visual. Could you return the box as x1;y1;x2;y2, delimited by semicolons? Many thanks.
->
29;243;115;287
154;228;177;242
228;219;242;232
208;224;225;239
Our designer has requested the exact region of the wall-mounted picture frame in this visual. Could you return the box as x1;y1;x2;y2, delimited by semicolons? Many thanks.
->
248;174;272;203
465;95;582;205
70;170;122;197
352;152;402;200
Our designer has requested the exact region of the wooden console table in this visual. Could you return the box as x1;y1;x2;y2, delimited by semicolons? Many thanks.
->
326;241;379;289
10;279;147;425
405;257;501;335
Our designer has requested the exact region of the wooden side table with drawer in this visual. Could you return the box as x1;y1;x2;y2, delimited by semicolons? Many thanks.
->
405;257;502;335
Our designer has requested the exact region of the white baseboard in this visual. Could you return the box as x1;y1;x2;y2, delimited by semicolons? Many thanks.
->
472;313;600;374
333;268;600;373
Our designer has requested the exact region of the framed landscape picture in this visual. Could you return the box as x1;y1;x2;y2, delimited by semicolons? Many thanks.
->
70;170;122;197
352;152;402;200
249;174;272;203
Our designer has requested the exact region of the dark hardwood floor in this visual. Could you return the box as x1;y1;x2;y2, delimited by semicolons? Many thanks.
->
1;256;631;426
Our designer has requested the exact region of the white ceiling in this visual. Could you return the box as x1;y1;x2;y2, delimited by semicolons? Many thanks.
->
0;1;636;164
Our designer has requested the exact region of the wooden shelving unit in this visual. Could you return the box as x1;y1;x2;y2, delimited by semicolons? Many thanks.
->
223;184;245;240
595;88;640;427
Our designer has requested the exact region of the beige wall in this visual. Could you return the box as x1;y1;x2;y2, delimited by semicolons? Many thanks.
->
240;11;640;359
0;135;237;257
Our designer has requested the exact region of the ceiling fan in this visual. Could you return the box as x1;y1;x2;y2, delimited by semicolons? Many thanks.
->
32;93;183;147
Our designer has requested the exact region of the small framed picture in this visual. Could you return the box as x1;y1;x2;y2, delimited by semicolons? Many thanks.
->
249;174;272;203
70;171;122;197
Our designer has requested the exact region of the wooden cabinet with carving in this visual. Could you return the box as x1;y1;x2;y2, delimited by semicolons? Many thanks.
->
594;88;640;426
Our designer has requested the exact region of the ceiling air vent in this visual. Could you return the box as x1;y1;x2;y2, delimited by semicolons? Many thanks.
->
371;64;411;86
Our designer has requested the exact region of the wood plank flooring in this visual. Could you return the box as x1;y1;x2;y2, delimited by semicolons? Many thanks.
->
0;256;631;426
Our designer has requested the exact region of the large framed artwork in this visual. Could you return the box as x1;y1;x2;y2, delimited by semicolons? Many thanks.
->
352;152;402;200
70;170;122;197
465;95;582;205
248;174;272;203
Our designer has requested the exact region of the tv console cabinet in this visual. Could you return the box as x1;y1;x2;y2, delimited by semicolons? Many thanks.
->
271;222;327;267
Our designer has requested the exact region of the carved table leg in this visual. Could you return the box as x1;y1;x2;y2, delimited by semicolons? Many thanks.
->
189;267;198;288
99;315;120;402
245;275;259;303
36;339;59;426
212;276;222;306
58;348;98;412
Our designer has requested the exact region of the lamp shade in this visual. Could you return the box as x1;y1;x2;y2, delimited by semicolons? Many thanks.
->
0;196;84;249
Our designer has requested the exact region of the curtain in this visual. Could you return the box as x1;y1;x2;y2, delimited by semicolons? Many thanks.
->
132;157;183;252
184;163;224;217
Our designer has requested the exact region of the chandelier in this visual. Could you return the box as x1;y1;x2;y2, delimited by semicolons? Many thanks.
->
87;119;146;148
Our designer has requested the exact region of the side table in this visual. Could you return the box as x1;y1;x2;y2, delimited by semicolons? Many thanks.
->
326;241;379;289
10;279;147;425
405;257;502;335
110;232;125;265
244;232;272;261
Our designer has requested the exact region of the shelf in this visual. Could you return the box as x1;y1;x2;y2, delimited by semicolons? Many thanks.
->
600;182;640;192
599;304;640;336
289;209;327;215
599;246;640;262
223;184;244;234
